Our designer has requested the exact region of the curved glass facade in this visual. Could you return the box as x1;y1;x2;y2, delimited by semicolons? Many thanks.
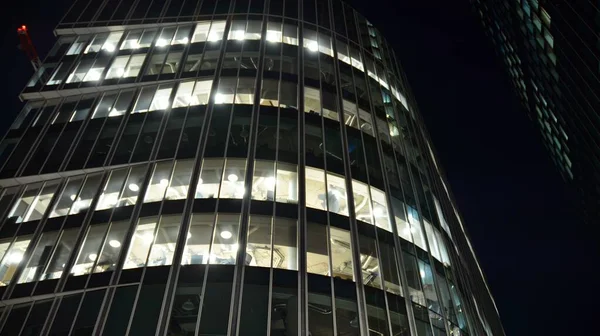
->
0;0;503;335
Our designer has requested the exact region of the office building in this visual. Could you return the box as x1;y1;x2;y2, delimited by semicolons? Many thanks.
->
0;0;503;335
472;0;600;224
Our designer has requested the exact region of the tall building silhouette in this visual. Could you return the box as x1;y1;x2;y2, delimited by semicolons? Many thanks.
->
473;0;600;224
0;0;503;335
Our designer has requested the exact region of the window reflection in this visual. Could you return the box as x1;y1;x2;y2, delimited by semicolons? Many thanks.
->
182;214;214;265
330;227;354;281
94;220;129;273
147;215;181;267
19;232;59;283
418;260;441;314
96;169;128;211
8;181;58;223
43;229;79;280
124;217;157;269
219;159;247;199
246;215;272;268
69;174;102;215
209;214;240;265
196;159;223;199
307;221;330;275
144;161;175;203
71;224;109;276
0;236;32;286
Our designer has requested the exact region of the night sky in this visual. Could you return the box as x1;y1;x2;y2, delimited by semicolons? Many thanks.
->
0;1;594;335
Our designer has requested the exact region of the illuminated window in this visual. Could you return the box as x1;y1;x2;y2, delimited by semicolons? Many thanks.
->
0;236;32;286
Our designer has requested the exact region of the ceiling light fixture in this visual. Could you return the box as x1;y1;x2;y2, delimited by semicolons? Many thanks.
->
264;176;276;189
109;240;121;248
227;174;238;182
128;183;139;192
220;230;232;239
88;253;97;261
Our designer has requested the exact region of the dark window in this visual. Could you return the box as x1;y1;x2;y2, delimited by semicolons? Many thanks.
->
101;286;138;336
129;284;166;335
72;289;106;335
0;303;31;336
48;294;82;335
21;299;53;336
198;266;234;335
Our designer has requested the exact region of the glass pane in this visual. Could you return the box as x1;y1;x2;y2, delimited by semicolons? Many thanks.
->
246;215;272;268
71;224;109;276
191;80;213;105
305;167;326;211
192;22;211;43
161;51;183;74
418;260;441;314
330;227;354;281
207;21;226;41
425;221;441;262
101;286;137;335
1;303;32;336
133;86;157;113
94;220;129;273
403;252;426;306
371;187;391;232
173;81;195;108
8;183;42;223
353;181;372;224
149;84;174;111
144;161;175;203
110;90;135;117
172;26;192;45
408;207;427;251
21;299;53;335
123;217;156;269
326;173;349;216
119;165;148;207
121;30;142;50
276;163;298;204
24;181;59;222
307;222;329;275
124;54;147;78
18;231;60;283
92;92;117;119
251;160;275;201
270;218;296;272
147;215;181;267
96;169;128;210
102;32;123;52
0;236;32;286
196;158;223;199
165;159;194;200
139;29;158;48
106;56;130;79
209;214;240;264
70;174;102;215
72;289;106;334
182;214;215;265
359;234;382;289
156;27;176;47
42;229;78;280
219;159;246;199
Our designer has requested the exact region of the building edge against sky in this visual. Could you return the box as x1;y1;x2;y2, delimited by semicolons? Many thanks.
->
0;0;503;335
471;0;600;225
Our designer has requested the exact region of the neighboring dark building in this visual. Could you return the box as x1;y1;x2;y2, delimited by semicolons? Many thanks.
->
0;0;503;335
472;0;600;224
